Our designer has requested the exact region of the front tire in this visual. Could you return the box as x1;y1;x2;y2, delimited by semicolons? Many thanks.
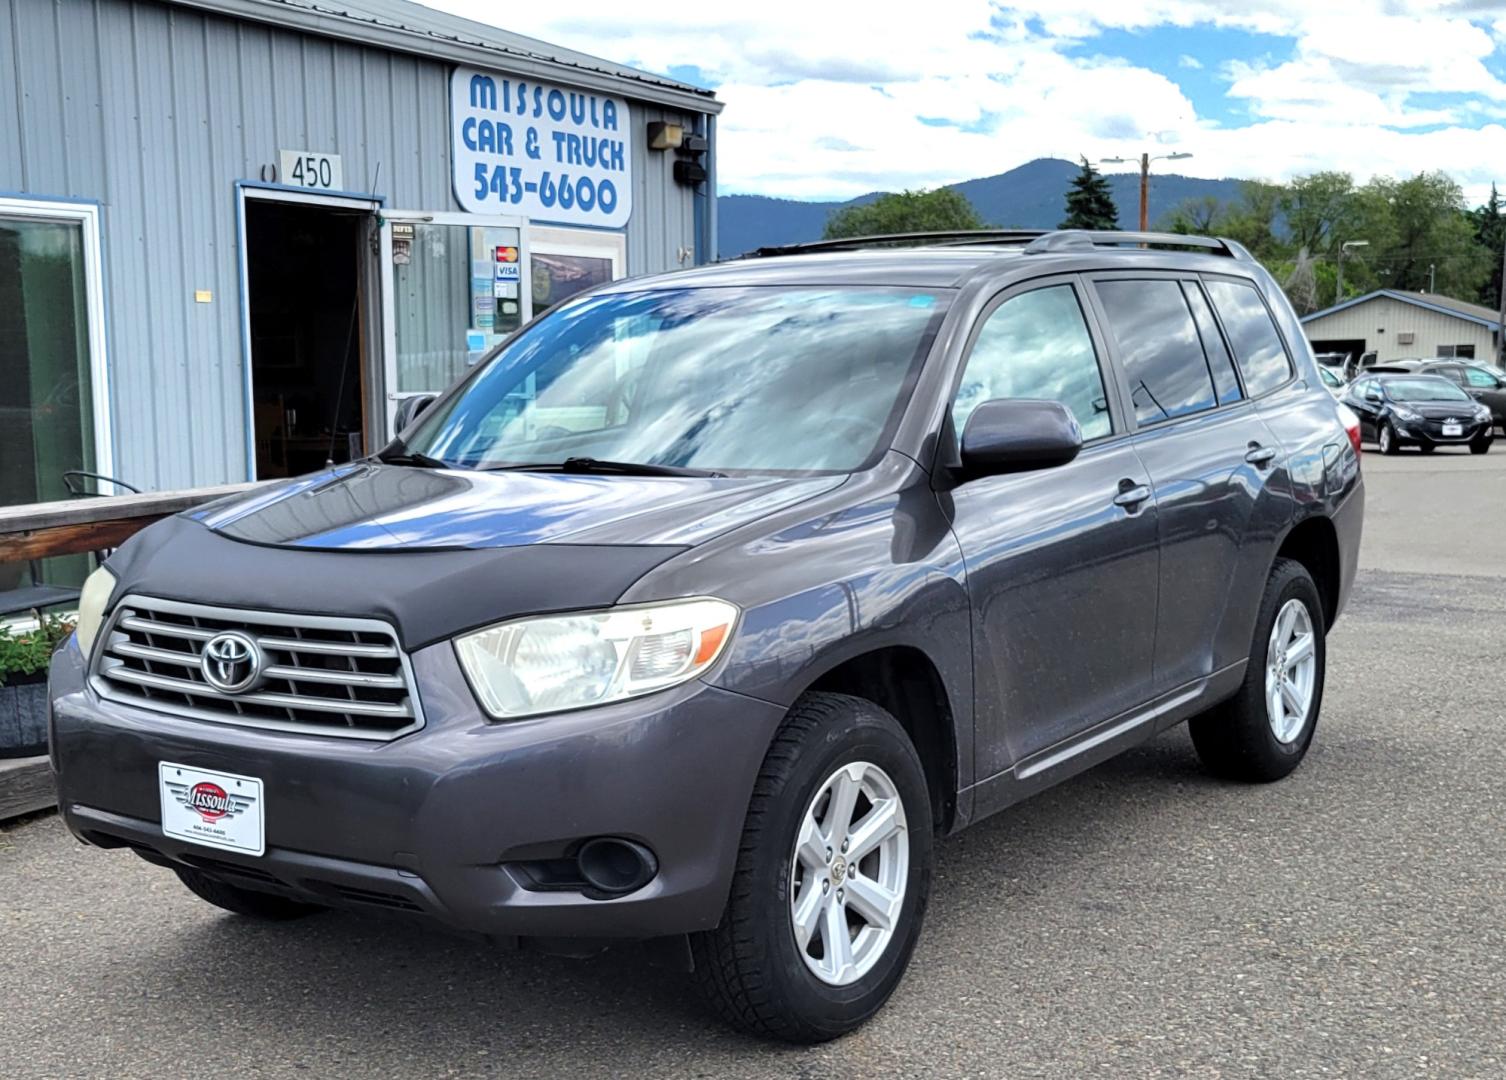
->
692;692;933;1043
1378;421;1400;455
1471;437;1492;455
1190;558;1325;783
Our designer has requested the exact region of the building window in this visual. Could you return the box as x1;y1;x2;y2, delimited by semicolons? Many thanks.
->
1437;344;1476;359
528;226;626;317
0;199;110;508
0;197;111;599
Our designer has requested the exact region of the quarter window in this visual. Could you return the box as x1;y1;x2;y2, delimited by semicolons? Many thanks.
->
952;285;1112;441
1205;279;1293;396
1095;279;1216;426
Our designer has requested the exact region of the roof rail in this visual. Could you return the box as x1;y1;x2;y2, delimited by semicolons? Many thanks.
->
1023;230;1252;259
740;230;1048;259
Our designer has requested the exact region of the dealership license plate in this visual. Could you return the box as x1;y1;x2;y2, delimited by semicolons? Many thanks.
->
159;762;265;856
1442;423;1463;437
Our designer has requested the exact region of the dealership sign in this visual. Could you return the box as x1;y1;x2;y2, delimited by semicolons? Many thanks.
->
451;67;632;228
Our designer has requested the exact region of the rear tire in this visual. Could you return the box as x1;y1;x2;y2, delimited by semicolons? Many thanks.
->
1190;558;1325;783
691;692;933;1043
174;866;325;920
1378;422;1400;455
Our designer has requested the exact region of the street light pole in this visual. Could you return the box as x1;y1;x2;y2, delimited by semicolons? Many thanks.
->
1099;150;1193;231
1335;240;1369;306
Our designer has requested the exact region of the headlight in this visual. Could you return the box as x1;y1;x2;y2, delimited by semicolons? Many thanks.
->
454;597;739;720
1392;406;1421;423
74;566;117;659
1478;405;1493;421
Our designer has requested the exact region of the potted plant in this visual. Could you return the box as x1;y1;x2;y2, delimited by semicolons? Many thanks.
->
0;615;72;758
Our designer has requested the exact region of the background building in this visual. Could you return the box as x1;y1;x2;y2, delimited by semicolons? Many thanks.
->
1302;289;1502;367
1;0;721;530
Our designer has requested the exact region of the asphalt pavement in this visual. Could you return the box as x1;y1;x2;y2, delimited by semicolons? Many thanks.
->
3;446;1504;1079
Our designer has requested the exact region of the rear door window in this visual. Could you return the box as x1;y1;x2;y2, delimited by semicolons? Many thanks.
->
1205;279;1293;397
1095;279;1217;426
1181;282;1242;404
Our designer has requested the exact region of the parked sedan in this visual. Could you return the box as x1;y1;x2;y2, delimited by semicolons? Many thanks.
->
1345;373;1495;454
1419;360;1506;435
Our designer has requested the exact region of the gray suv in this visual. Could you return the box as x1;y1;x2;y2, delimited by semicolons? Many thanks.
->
50;229;1364;1043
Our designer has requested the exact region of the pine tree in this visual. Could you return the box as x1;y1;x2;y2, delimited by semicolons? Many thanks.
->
1474;183;1504;311
1060;157;1120;230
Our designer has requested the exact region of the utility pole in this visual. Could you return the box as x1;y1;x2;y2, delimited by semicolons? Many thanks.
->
1098;150;1193;231
1428;264;1436;293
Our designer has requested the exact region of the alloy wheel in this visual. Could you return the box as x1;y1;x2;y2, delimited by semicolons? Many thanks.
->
1266;598;1317;744
789;760;909;986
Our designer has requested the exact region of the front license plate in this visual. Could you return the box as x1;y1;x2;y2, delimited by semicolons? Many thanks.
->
1443;423;1463;437
159;762;265;856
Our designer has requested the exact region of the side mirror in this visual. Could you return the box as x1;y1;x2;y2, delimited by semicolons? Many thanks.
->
1365;389;1382;404
394;394;437;432
959;399;1083;476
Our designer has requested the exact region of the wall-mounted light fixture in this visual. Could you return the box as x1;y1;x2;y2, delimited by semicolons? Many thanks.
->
647;121;685;151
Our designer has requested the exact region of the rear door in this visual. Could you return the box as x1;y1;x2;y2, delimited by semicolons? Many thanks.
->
1088;273;1289;693
945;277;1160;776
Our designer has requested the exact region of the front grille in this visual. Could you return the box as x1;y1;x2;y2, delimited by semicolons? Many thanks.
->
92;595;424;740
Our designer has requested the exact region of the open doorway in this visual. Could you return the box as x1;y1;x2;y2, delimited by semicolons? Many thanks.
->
244;199;368;478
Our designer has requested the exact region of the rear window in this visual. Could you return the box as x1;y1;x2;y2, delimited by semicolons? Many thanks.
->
1095;279;1216;426
1205;279;1293;396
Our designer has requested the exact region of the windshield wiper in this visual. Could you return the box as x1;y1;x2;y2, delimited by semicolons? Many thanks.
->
375;442;455;470
482;457;725;478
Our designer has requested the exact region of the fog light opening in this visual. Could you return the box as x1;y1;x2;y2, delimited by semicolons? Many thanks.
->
577;837;657;898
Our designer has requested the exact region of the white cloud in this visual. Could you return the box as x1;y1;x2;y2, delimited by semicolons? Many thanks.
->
415;0;1506;205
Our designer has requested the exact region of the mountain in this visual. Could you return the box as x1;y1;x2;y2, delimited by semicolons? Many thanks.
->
717;157;1245;258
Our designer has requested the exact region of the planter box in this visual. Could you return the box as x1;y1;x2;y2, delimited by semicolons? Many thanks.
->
0;676;48;759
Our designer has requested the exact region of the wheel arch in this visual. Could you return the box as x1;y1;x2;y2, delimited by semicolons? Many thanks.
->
799;645;961;836
1273;514;1342;631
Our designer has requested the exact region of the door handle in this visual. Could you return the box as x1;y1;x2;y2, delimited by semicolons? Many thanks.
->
1112;482;1151;509
1245;444;1278;466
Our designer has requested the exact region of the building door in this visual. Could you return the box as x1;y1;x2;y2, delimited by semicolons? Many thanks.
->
379;211;530;436
242;191;374;479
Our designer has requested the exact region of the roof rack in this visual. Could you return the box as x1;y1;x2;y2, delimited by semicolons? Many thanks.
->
1023;230;1252;259
740;230;1048;259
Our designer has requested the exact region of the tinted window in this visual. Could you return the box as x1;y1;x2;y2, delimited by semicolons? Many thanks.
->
953;285;1111;440
1205;279;1293;396
1182;282;1242;403
1432;365;1465;384
1464;366;1500;388
1096;279;1216;426
1385;377;1470;403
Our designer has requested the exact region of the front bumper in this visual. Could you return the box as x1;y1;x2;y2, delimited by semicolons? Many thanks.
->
1393;418;1492;445
49;635;784;940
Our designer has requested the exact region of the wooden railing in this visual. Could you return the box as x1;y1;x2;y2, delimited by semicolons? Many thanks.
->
0;482;259;821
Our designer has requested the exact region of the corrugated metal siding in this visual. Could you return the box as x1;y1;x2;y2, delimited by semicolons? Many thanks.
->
1303;296;1497;362
1;0;702;490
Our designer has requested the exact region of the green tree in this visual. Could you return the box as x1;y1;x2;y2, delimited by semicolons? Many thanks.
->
1218;181;1283;262
1158;195;1223;235
1473;183;1504;311
1280;172;1358;255
1060;157;1120;230
823;188;983;239
1359;172;1490;299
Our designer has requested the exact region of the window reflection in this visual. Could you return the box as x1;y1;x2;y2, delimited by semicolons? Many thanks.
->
953;285;1111;440
412;287;948;473
1097;279;1217;425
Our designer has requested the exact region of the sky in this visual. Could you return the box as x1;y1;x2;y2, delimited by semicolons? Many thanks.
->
418;0;1506;206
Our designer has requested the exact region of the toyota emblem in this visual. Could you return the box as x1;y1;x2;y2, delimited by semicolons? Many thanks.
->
201;631;263;694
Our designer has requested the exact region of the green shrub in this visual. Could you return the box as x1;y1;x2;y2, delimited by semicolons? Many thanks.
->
0;615;75;686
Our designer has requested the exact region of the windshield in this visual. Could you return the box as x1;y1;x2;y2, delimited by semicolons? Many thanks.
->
1385;377;1470;403
402;286;949;474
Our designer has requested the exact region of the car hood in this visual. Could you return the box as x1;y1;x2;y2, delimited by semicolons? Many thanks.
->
189;463;846;551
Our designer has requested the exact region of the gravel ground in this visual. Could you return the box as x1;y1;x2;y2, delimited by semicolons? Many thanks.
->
3;447;1504;1079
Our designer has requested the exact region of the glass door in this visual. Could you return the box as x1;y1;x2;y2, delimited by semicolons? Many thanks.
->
379;211;529;435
